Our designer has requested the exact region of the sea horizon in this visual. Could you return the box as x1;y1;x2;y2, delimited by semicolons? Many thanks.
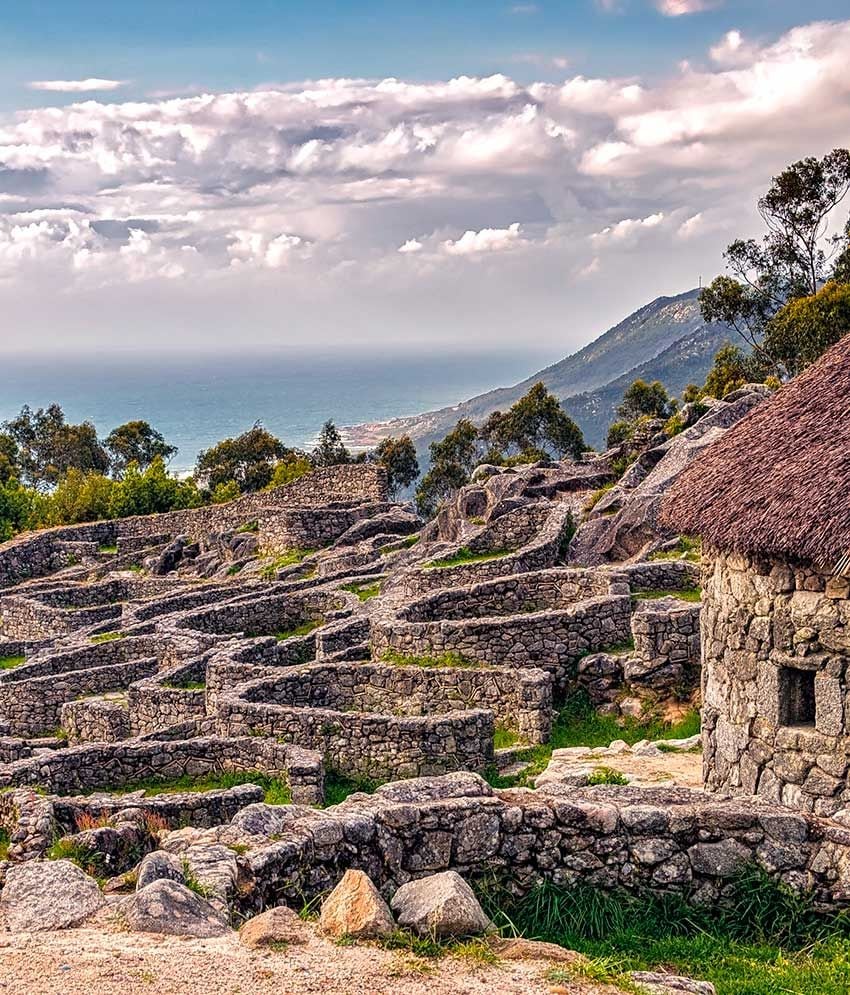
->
1;346;558;473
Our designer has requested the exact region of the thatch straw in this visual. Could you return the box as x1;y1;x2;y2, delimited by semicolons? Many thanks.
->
661;333;850;567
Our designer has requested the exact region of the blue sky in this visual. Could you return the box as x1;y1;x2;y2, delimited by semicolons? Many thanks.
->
0;3;849;356
1;0;847;108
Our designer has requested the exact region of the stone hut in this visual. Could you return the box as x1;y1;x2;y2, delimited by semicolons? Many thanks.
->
662;334;850;815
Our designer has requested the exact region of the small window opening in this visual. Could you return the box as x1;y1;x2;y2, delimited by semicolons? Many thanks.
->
778;667;815;726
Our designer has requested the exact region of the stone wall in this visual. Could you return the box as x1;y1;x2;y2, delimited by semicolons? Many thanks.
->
701;549;850;815
216;664;494;780
127;657;210;736
189;774;850;915
0;735;324;806
61;696;131;745
627;598;701;691
257;501;390;555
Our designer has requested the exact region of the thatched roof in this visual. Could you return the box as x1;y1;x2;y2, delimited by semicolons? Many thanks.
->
661;333;850;567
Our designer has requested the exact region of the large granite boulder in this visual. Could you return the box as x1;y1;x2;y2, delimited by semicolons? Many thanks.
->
121;879;229;937
390;870;491;938
0;859;104;931
319;869;395;939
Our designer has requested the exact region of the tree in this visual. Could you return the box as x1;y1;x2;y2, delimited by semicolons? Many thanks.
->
105;421;177;477
605;421;633;449
0;478;34;541
480;383;585;462
0;432;18;485
763;281;850;377
39;469;115;526
109;457;202;518
371;435;420;499
616;380;675;422
195;424;288;493
415;418;479;518
700;149;850;369
3;404;109;489
702;343;764;399
312;420;351;468
268;452;313;489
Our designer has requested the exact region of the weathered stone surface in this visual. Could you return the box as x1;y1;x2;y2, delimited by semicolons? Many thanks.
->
319;869;395;939
136;850;185;890
630;971;716;994
390;871;491;938
0;859;104;931
239;905;311;948
488;937;584;962
121;879;230;937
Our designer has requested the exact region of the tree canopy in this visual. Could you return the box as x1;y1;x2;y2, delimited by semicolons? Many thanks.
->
481;382;585;462
371;435;419;499
105;420;177;476
195;424;289;493
312;420;351;468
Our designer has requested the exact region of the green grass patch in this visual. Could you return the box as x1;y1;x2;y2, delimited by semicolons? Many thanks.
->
0;828;9;860
259;548;315;579
90;631;125;643
633;587;702;603
484;691;700;788
274;617;324;640
47;837;107;878
648;536;701;563
381;649;488;669
379;534;420;555
322;771;382;807
161;679;206;691
226;562;244;576
493;724;522;749
583;482;615;514
97;543;118;554
341;581;382;602
425;546;512;569
235;521;259;533
477;871;850;995
81;770;292;805
586;765;629;786
0;655;26;670
600;639;635;655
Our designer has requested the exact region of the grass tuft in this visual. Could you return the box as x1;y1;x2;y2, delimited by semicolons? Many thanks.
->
341;581;382;602
381;649;488;669
0;655;26;670
275;617;324;640
633;587;702;603
322;771;382;807
425;546;512;569
90;631;125;643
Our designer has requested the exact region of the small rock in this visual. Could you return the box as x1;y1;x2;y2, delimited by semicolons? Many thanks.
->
122;880;229;937
240;906;311;949
0;860;104;931
630;971;716;994
488;937;584;962
136;850;184;890
319;869;395;939
390;871;491;939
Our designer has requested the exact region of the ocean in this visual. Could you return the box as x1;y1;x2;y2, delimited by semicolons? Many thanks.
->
0;348;556;474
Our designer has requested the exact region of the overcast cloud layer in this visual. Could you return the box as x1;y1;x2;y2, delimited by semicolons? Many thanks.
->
1;18;849;355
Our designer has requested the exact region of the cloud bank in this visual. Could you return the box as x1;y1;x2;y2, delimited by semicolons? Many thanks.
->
2;19;849;352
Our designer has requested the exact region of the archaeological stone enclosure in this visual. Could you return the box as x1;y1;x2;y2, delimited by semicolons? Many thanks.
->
2;344;850;945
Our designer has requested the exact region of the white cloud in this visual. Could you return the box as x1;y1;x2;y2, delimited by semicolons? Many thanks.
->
28;78;127;92
2;20;850;352
655;0;721;15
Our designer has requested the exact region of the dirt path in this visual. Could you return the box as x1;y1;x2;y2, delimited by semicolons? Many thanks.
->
0;923;619;995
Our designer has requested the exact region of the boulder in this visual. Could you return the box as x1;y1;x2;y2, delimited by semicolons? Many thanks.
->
630;972;716;995
390;871;491;939
136;850;185;890
0;859;104;931
121;879;229;937
239;905;311;949
488;937;584;963
319;869;394;939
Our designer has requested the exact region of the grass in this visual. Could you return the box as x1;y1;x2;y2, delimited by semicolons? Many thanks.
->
583;482;615;514
633;587;702;603
600;638;635;655
161;679;206;691
477;871;850;995
90;631;125;643
493;724;521;749
182;859;215;898
648;536;701;563
82;770;292;805
226;563;244;576
0;654;26;670
0;828;9;860
98;543;118;554
259;549;316;579
484;691;700;788
341;581;382;602
586;765;629;786
235;521;259;533
425;546;512;569
322;771;382;807
380;534;420;555
381;649;488;669
47;837;108;878
275;617;324;640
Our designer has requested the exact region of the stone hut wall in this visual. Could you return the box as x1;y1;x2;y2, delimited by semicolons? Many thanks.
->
701;549;850;815
627;599;701;691
257;502;389;555
216;667;494;780
127;657;210;736
61;697;131;745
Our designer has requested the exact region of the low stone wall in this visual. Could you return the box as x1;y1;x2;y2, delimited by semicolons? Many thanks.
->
194;774;850;915
61;696;130;745
127;656;210;736
258;501;389;555
0;464;388;589
0;594;122;640
627;598;701;691
0;735;324;806
372;592;632;694
702;549;850;816
216;665;494;780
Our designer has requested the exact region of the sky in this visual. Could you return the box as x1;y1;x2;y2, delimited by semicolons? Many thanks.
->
0;0;849;356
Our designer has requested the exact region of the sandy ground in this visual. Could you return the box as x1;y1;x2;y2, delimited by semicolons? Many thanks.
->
0;922;620;995
599;750;703;788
